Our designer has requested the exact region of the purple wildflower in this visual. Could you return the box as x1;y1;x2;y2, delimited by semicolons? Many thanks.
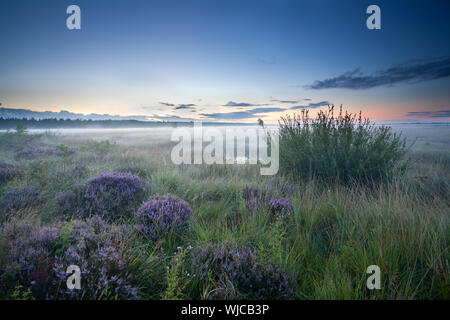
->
268;198;294;218
242;185;267;213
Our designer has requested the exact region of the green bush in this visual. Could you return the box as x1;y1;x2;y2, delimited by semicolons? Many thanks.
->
277;106;408;183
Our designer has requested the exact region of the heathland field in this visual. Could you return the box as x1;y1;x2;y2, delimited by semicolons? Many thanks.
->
0;118;448;299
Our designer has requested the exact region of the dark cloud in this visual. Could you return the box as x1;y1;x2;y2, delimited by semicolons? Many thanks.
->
202;107;286;120
223;101;270;107
306;56;450;90
174;104;196;110
290;100;331;110
159;102;175;107
250;107;286;113
406;110;450;118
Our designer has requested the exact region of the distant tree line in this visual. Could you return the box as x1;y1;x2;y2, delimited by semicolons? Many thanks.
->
0;117;248;130
0;117;195;129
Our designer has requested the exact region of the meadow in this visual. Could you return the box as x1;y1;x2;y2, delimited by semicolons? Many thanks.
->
0;114;448;300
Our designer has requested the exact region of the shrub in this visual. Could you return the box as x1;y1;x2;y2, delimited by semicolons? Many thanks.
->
190;241;295;299
0;187;43;221
277;106;408;183
0;162;23;184
56;172;150;221
0;218;139;300
136;194;193;241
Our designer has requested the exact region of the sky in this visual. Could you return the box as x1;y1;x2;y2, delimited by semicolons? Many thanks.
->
1;0;450;123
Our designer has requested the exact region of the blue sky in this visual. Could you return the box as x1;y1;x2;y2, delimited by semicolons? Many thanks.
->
1;0;450;122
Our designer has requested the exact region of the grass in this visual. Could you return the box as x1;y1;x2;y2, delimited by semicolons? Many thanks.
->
0;123;448;299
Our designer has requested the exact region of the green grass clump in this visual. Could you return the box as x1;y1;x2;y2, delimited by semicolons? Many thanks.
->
278;106;408;183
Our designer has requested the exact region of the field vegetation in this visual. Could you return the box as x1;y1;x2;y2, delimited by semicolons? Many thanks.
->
0;108;448;300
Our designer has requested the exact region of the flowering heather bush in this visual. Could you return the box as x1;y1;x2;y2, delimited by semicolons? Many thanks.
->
268;198;293;219
51;217;139;300
190;242;295;299
0;187;43;222
57;172;149;221
14;147;76;160
0;222;61;299
136;194;193;241
0;217;139;300
0;162;23;184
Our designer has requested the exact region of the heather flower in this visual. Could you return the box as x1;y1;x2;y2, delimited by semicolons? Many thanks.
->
0;162;23;185
242;185;294;216
268;198;293;219
0;187;43;221
136;194;194;241
56;172;150;221
190;241;295;299
242;185;267;213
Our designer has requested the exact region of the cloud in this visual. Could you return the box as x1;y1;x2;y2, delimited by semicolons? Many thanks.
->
290;100;331;110
306;56;450;90
159;102;175;107
202;107;287;120
174;104;196;110
270;99;299;104
223;101;270;107
201;111;258;120
406;110;450;118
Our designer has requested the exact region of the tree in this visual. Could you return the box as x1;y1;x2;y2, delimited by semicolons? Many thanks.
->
257;118;264;127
